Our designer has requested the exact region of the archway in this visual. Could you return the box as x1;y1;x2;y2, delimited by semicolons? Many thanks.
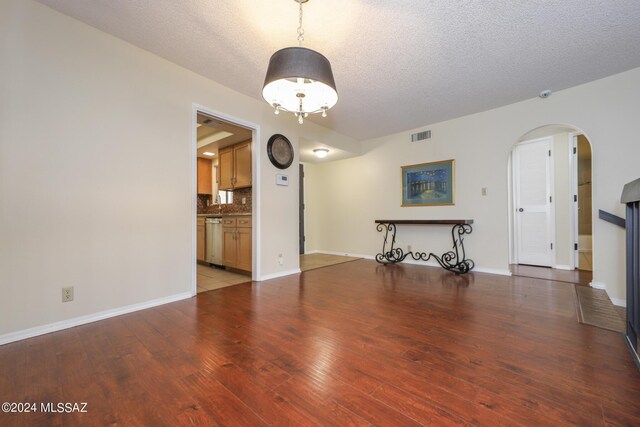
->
508;124;593;283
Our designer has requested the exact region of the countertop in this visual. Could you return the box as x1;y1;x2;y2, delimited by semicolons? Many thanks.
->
197;213;252;217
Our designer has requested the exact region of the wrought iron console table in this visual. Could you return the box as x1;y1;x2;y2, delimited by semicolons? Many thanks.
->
374;219;474;274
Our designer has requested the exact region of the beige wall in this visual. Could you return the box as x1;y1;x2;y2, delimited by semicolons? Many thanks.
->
578;135;593;236
0;0;356;339
553;132;572;267
306;68;640;304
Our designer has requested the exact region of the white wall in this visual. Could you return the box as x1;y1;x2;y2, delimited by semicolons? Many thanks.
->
0;0;356;339
307;67;640;302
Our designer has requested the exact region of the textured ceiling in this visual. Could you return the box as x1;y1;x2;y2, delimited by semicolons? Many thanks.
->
37;0;640;141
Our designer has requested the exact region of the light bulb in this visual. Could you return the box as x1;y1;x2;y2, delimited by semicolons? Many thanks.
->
313;148;329;158
274;107;279;115
322;109;327;118
298;114;304;124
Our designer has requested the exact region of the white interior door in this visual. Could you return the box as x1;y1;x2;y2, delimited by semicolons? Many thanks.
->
514;138;554;266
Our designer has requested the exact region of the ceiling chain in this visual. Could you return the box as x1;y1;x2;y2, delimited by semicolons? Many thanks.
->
296;0;305;46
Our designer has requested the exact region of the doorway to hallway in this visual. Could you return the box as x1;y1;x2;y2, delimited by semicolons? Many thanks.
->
509;125;594;275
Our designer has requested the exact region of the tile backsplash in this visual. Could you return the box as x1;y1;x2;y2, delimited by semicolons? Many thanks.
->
198;187;252;215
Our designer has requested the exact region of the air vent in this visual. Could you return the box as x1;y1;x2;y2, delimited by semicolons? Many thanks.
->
203;118;220;127
410;130;431;143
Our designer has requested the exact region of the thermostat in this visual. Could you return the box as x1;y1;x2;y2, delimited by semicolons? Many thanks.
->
276;174;289;186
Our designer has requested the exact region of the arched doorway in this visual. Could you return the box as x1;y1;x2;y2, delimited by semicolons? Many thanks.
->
508;124;593;282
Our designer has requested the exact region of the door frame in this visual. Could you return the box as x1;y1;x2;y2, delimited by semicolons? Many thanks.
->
512;136;556;266
299;163;306;255
191;104;261;296
569;132;580;270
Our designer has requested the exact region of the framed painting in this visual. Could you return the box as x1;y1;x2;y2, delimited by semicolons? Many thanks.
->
401;159;455;206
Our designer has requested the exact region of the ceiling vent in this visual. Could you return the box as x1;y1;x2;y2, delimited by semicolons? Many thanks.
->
197;114;222;128
410;130;431;143
202;118;221;127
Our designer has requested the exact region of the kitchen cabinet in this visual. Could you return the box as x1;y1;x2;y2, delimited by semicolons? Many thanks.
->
222;216;252;272
219;140;251;190
196;217;206;262
197;157;213;195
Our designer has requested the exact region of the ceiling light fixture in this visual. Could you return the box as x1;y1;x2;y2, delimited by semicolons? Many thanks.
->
262;0;338;124
313;148;329;158
202;152;215;156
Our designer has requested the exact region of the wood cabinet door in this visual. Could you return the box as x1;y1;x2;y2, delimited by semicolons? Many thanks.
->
234;141;252;188
196;219;206;261
222;227;237;268
197;158;213;195
218;147;234;190
236;227;252;272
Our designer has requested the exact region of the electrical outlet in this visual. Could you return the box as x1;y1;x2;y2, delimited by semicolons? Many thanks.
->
242;197;246;205
278;253;284;266
62;286;74;303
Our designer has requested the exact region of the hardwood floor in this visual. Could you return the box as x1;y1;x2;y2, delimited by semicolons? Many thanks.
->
510;264;593;286
299;253;360;272
1;260;639;426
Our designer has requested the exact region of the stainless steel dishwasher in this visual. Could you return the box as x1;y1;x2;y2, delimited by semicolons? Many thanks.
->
205;217;223;266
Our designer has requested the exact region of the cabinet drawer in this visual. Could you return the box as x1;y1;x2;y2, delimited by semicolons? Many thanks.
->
222;218;237;227
237;217;252;228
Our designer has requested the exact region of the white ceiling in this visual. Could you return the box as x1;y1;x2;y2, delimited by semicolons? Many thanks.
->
38;0;640;141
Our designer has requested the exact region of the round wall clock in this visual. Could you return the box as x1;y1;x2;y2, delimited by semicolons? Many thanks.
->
267;134;294;169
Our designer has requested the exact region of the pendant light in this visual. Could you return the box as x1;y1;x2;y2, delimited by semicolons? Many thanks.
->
262;0;338;124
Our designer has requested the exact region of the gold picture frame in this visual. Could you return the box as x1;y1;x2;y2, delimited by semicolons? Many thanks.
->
401;159;455;206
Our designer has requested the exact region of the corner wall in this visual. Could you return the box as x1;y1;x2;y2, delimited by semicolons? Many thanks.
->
306;67;640;303
0;0;356;339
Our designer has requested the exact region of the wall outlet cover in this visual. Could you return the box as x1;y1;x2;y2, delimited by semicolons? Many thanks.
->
62;286;74;303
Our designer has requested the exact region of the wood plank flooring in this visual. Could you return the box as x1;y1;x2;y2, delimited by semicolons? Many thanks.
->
1;260;639;426
300;253;361;272
510;264;593;286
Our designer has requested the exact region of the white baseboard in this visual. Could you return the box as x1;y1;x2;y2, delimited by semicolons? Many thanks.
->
611;297;626;307
401;258;512;276
308;250;375;260
310;250;513;276
472;267;513;276
590;281;607;290
258;269;301;281
0;292;193;346
554;265;572;271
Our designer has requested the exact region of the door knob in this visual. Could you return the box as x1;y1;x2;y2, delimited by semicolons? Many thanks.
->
518;208;524;212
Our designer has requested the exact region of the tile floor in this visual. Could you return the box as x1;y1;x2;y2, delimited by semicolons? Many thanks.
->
196;264;251;294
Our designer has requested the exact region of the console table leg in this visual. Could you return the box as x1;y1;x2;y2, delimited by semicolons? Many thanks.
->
375;223;409;264
429;224;475;274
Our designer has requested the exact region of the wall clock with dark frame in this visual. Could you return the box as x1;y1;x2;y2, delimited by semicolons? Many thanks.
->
267;134;294;169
